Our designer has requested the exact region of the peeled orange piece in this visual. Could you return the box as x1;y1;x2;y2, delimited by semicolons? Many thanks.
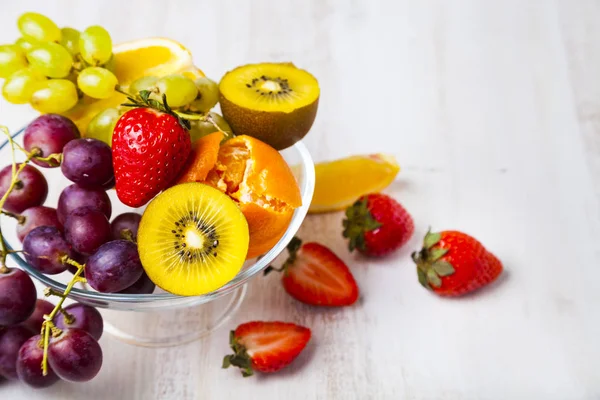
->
309;154;399;213
63;38;203;133
204;135;302;259
177;131;224;184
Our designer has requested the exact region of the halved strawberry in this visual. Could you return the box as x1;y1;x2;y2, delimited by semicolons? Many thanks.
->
222;321;311;376
265;237;359;307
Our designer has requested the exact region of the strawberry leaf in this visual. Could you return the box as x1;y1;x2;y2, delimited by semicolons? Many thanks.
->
222;355;232;368
426;269;442;288
342;198;382;252
119;88;192;130
423;230;441;249
432;260;455;277
223;331;254;377
428;247;448;262
417;268;429;289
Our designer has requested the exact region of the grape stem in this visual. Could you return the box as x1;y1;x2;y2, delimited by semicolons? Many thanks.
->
0;210;25;224
33;151;62;167
0;126;39;272
120;228;135;243
40;257;86;376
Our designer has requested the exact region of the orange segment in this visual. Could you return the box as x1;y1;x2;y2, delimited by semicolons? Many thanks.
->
205;135;301;259
310;154;400;213
176;132;223;184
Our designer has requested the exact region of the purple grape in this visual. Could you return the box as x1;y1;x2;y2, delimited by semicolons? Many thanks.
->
0;268;37;326
64;207;111;255
48;328;102;382
86;240;143;293
16;206;62;243
21;299;54;334
119;272;155;295
16;335;60;388
23;226;72;275
110;212;141;241
23;114;80;168
0;326;33;380
61;138;114;188
53;304;103;341
101;175;115;190
0;164;48;213
57;184;112;225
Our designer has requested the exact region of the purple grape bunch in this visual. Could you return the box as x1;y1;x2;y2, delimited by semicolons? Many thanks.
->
0;113;151;389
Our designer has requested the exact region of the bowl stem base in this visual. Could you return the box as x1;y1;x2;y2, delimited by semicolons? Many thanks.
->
100;284;247;348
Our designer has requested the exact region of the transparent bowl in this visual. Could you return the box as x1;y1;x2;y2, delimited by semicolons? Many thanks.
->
0;126;315;347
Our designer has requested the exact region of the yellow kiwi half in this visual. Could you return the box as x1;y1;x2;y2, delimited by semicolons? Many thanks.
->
219;62;320;150
137;183;249;296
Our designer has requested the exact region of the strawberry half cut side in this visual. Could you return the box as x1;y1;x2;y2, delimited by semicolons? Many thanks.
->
264;237;359;307
222;321;311;377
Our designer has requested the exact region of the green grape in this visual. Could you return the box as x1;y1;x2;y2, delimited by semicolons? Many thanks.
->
128;76;158;96
87;108;121;145
26;42;73;78
17;12;61;42
0;45;28;78
189;77;219;112
2;69;46;104
59;27;80;56
77;67;118;99
189;112;233;143
79;26;112;65
15;37;40;52
155;74;198;108
30;79;78;113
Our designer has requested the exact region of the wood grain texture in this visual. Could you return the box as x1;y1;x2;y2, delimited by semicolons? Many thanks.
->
1;0;600;399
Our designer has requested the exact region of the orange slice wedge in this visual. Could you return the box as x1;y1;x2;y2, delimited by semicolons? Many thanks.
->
309;154;399;213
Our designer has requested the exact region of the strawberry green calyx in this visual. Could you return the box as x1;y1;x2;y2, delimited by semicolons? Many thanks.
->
222;331;254;377
411;230;455;289
264;236;302;276
119;89;192;130
342;198;382;252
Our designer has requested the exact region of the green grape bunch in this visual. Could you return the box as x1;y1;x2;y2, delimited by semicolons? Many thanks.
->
0;11;231;146
0;12;118;114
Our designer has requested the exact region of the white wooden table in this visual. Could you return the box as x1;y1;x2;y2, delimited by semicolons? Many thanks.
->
1;0;600;399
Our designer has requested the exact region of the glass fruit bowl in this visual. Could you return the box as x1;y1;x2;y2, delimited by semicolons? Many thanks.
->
0;126;315;347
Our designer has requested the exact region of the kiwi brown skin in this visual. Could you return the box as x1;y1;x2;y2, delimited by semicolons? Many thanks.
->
219;94;319;151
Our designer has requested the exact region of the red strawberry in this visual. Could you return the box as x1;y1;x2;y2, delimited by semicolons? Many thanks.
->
343;193;414;257
265;237;359;307
112;92;191;207
412;230;503;296
223;321;311;376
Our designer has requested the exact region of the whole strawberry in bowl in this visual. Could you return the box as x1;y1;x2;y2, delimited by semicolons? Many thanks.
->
343;193;414;257
112;91;192;208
